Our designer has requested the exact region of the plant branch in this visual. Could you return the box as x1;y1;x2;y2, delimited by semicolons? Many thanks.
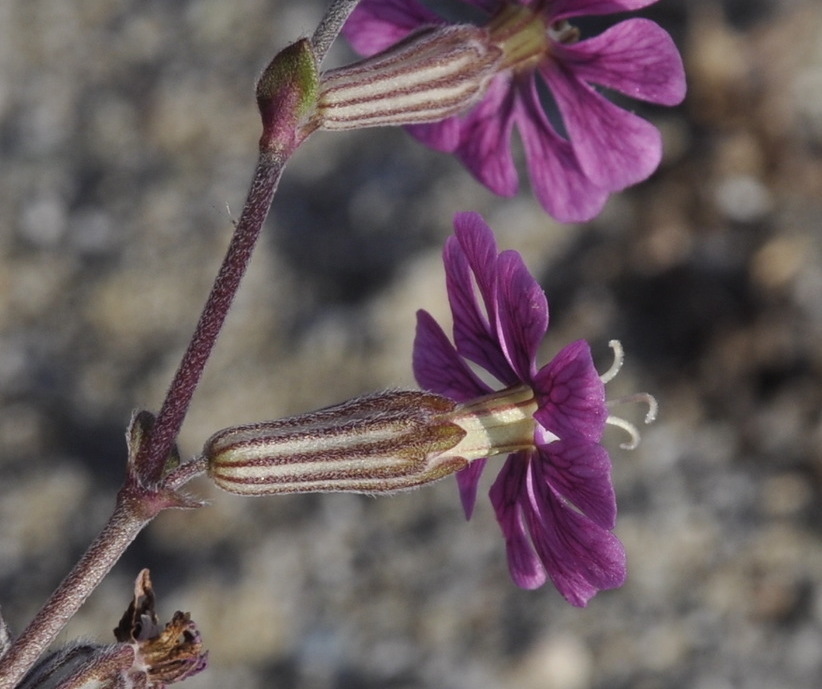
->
312;0;361;63
139;154;285;485
165;455;209;491
0;493;151;689
0;18;320;687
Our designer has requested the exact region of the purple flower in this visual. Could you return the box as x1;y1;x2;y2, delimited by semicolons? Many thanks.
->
413;211;625;605
344;0;686;222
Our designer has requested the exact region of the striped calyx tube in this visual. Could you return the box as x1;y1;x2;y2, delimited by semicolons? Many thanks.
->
204;386;538;496
315;25;502;130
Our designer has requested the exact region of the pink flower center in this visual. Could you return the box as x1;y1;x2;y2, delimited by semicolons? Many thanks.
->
486;4;579;73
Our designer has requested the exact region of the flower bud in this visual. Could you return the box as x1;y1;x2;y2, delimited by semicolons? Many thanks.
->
316;25;502;130
205;390;470;495
256;38;320;153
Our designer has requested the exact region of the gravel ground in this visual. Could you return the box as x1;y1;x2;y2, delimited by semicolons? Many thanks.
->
1;1;821;688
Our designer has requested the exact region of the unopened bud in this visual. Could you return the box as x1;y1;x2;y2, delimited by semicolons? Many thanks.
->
256;38;321;153
316;25;502;130
205;390;469;495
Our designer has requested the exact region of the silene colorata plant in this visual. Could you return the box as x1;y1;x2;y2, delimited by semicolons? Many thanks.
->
0;0;685;687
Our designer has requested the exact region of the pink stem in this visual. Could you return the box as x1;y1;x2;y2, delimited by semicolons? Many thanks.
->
0;493;149;689
139;154;285;484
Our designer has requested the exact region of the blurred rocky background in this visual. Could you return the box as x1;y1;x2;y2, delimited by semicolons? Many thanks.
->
1;0;821;688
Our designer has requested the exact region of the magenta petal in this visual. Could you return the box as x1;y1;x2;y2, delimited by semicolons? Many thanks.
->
525;462;626;606
532;340;607;442
557;20;686;106
444;232;496;364
413;310;490;401
452;211;499;311
446;214;518;385
517;81;609;222
542;64;661;190
538;440;617;529
551;0;661;21
452;75;520;197
494;251;549;381
489;455;548;589
456;457;488;519
543;64;662;190
342;0;441;56
407;117;463;152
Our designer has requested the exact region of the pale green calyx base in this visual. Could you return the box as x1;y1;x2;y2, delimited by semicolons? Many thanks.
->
448;385;540;461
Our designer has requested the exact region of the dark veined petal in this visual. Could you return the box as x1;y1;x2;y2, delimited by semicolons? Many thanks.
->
555;19;686;106
446;213;518;385
451;74;520;198
489;454;548;589
494;250;549;382
541;61;663;191
538;439;617;529
342;0;441;56
532;340;607;442
456;457;489;519
407;117;463;152
452;211;499;310
413;309;491;402
516;79;609;222
524;459;626;606
550;0;661;22
489;446;624;602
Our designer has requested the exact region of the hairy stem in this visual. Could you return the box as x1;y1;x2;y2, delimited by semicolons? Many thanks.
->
0;152;285;685
165;455;209;491
312;0;361;62
139;154;285;485
1;6;326;682
0;493;151;689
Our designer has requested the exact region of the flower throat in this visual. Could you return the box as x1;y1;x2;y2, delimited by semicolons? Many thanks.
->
487;3;580;73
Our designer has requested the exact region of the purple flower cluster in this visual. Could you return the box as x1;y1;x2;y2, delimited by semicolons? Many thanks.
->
344;0;685;221
414;212;624;605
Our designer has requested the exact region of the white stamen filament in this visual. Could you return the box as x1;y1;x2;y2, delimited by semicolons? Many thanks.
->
606;394;658;450
611;392;658;424
600;339;624;383
599;339;657;450
606;415;642;451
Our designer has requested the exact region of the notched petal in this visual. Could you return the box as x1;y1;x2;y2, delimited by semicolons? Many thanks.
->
517;80;609;222
538;440;617;529
446;216;517;383
450;75;520;197
524;466;626;606
489;456;547;589
494;251;549;381
413;310;490;401
557;19;686;106
533;340;608;442
543;64;663;190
